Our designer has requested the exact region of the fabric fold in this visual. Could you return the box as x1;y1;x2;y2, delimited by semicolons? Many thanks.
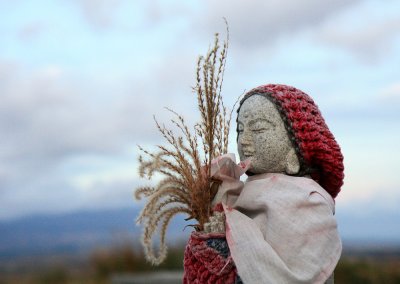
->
212;155;342;284
209;155;342;284
211;155;341;284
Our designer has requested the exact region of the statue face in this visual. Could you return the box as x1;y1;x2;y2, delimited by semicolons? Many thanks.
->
237;95;299;174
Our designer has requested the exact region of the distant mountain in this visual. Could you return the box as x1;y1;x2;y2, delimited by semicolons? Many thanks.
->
0;207;190;260
1;203;399;261
336;204;400;248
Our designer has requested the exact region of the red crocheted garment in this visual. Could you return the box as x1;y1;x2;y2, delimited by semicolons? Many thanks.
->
183;232;237;284
239;84;344;198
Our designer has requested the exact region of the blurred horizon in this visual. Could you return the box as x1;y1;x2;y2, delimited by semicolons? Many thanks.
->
1;0;400;246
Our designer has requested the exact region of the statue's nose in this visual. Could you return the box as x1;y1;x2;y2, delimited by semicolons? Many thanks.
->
240;131;252;146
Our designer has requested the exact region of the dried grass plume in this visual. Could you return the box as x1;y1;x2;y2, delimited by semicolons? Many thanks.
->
135;24;231;265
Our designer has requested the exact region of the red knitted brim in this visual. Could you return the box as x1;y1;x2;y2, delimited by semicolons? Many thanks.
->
241;84;344;198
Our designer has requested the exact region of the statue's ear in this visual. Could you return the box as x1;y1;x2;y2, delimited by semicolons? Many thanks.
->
285;148;300;175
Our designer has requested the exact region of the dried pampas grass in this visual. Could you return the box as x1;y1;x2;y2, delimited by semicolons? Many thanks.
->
135;24;231;265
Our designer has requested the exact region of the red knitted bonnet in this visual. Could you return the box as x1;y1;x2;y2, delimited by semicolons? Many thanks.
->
237;84;344;198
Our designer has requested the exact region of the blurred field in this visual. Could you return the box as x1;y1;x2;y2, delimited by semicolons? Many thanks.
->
0;242;184;284
1;242;400;284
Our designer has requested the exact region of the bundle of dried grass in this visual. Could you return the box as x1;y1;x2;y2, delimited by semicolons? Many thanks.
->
135;27;231;265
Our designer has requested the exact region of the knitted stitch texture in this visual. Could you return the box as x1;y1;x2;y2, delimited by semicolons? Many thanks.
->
238;84;344;198
183;232;238;284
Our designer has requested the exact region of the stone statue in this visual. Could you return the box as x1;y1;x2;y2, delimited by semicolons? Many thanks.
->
183;84;344;284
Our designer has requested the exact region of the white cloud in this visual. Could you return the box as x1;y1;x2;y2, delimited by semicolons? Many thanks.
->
0;60;169;219
73;0;122;29
0;61;165;163
379;82;400;102
18;21;45;41
315;2;400;62
191;0;361;49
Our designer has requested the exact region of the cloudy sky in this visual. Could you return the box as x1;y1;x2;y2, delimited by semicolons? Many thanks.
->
1;0;399;238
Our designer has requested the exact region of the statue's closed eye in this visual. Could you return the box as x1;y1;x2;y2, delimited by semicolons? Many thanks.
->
251;127;268;133
250;120;274;132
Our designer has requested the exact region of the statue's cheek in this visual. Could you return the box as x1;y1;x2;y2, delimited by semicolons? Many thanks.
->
253;130;272;144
